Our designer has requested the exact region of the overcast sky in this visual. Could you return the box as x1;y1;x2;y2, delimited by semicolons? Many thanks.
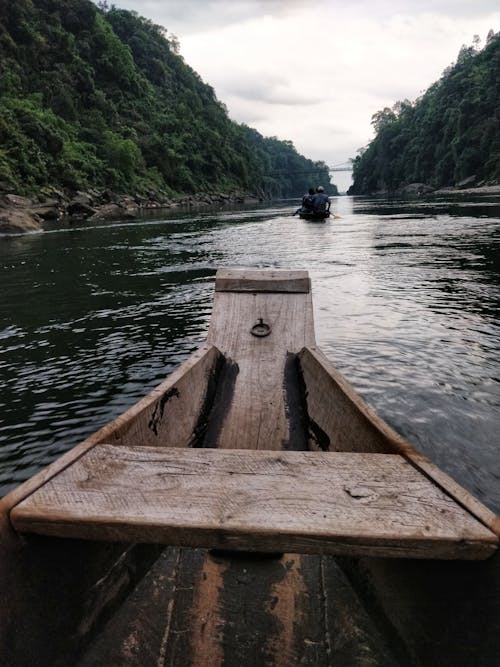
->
110;1;499;191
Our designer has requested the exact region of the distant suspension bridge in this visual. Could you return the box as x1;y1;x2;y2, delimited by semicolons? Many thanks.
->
264;161;352;177
327;161;353;172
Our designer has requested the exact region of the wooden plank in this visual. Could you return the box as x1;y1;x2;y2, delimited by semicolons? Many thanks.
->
79;549;336;667
299;346;500;536
0;345;221;517
299;346;414;455
208;292;315;356
215;269;310;293
343;548;500;667
206;290;315;450
11;446;497;559
405;453;500;537
110;346;224;450
0;509;163;666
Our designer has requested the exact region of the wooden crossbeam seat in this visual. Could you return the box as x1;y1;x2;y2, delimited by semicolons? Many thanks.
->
10;446;497;560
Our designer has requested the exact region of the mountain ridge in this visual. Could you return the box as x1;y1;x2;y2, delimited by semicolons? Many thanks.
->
349;32;500;195
0;0;336;209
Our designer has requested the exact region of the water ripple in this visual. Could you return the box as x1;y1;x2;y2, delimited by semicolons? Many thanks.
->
1;197;499;510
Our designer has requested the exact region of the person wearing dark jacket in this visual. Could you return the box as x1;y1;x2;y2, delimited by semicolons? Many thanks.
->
294;188;315;215
311;186;330;213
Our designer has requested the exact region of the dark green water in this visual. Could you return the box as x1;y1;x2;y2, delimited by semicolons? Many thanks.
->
1;196;499;513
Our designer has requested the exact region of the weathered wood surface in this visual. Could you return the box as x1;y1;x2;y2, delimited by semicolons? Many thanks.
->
11;446;497;559
111;345;224;450
79;549;400;667
3;268;500;666
1;345;221;517
0;509;162;667
299;345;414;455
299;346;500;537
0;346;220;666
206;272;315;450
339;550;500;667
215;269;310;293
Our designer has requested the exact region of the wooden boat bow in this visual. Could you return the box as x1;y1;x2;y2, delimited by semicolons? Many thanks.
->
2;268;500;667
6;269;498;560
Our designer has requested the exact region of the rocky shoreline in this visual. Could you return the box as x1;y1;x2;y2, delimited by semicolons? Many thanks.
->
0;189;262;235
359;179;500;198
398;180;500;196
432;184;500;195
3;181;499;234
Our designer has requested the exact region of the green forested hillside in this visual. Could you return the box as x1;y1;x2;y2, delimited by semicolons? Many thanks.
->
350;33;500;194
0;0;335;197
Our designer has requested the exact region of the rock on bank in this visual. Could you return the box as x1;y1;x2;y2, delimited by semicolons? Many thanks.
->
0;190;262;235
0;195;43;234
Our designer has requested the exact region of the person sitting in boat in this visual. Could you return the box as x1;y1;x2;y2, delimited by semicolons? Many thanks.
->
311;186;330;213
295;188;315;215
303;188;315;208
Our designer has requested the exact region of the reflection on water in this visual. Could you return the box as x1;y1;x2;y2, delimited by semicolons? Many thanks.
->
1;196;499;512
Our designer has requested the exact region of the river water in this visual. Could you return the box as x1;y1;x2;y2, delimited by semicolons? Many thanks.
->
1;196;499;512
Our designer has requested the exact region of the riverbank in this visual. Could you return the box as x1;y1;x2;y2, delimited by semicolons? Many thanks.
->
433;184;500;195
348;180;500;198
398;182;500;197
0;189;262;234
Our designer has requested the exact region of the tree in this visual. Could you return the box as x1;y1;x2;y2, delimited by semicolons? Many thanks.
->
0;0;336;197
371;107;397;133
351;33;500;194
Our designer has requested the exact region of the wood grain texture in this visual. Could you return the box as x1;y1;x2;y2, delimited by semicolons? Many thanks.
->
299;346;499;536
77;548;184;667
78;550;339;667
405;453;500;537
215;269;310;293
340;549;500;667
4;269;499;667
0;348;221;666
110;345;223;450
207;290;315;450
0;509;163;666
298;346;414;455
263;554;312;666
0;345;220;518
320;556;403;666
11;446;497;559
190;552;226;667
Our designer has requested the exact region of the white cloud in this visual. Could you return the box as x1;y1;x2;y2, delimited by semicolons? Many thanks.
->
111;1;500;33
109;1;500;174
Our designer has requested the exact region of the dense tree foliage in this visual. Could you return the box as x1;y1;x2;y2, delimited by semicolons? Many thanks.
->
350;33;500;194
0;0;336;197
242;126;336;197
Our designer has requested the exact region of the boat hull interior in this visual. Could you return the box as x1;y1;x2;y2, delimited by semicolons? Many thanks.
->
1;269;498;666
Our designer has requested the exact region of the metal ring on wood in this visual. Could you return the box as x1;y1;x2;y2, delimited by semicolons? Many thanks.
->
250;318;271;337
